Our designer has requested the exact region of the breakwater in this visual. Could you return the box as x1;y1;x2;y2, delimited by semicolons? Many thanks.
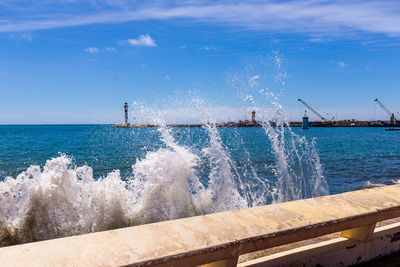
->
113;120;400;128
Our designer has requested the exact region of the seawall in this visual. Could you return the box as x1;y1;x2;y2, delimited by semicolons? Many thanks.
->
1;185;400;266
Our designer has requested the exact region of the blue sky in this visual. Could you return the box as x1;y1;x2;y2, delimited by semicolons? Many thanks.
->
0;0;399;124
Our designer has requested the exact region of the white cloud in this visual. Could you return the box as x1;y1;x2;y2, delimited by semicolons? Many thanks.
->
85;47;99;54
11;33;33;41
0;1;400;38
180;45;186;49
122;34;156;47
105;47;116;51
331;60;349;69
164;75;170;80
338;61;349;69
201;46;216;51
20;33;32;41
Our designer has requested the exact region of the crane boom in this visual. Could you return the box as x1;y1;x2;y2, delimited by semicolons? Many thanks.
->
374;98;397;124
374;98;392;117
298;99;328;122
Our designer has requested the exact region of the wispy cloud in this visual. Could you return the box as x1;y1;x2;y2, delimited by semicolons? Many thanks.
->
309;38;323;43
121;34;156;47
331;60;349;69
10;33;33;41
0;1;399;38
338;61;348;69
20;33;33;41
201;46;216;51
105;47;116;51
85;47;99;54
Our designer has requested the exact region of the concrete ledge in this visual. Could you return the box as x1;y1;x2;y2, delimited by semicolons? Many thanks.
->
239;222;400;266
1;185;400;266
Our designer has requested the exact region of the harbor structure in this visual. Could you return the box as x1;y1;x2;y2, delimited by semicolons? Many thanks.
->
251;110;256;123
124;102;129;126
298;98;335;126
374;98;397;125
302;110;309;129
114;99;399;128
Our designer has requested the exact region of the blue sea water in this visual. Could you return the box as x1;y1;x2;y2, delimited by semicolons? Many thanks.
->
1;125;399;195
0;123;399;246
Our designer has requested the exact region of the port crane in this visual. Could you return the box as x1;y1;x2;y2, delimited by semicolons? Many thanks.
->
298;99;329;122
374;98;397;125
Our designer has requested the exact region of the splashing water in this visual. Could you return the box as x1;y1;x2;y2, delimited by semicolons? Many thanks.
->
0;113;328;247
129;126;209;224
258;95;329;202
231;52;328;202
0;156;133;246
0;55;328;246
0;122;251;246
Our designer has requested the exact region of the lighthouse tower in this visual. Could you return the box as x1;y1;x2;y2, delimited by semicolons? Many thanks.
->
251;110;256;124
124;102;129;125
302;110;309;129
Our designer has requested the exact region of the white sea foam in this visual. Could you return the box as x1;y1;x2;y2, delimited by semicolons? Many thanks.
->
129;126;210;224
0;156;134;246
364;181;385;188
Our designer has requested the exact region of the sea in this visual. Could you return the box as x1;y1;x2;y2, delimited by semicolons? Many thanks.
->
0;123;399;246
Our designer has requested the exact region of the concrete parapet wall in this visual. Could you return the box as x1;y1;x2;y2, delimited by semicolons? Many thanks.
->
1;185;400;266
239;222;400;267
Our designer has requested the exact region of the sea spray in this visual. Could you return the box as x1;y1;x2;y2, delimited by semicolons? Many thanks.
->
0;97;329;246
0;156;133;246
193;98;248;211
232;52;329;202
224;128;272;207
202;122;247;211
129;126;209;224
0;122;245;246
0;124;328;247
257;94;329;202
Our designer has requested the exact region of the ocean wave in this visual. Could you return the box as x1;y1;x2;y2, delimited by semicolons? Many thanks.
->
0;119;328;247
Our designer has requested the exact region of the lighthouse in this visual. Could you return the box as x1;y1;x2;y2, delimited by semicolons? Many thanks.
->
302;110;309;129
124;102;129;125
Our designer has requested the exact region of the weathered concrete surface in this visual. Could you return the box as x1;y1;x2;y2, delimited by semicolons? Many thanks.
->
238;222;400;267
238;217;400;264
1;185;400;267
